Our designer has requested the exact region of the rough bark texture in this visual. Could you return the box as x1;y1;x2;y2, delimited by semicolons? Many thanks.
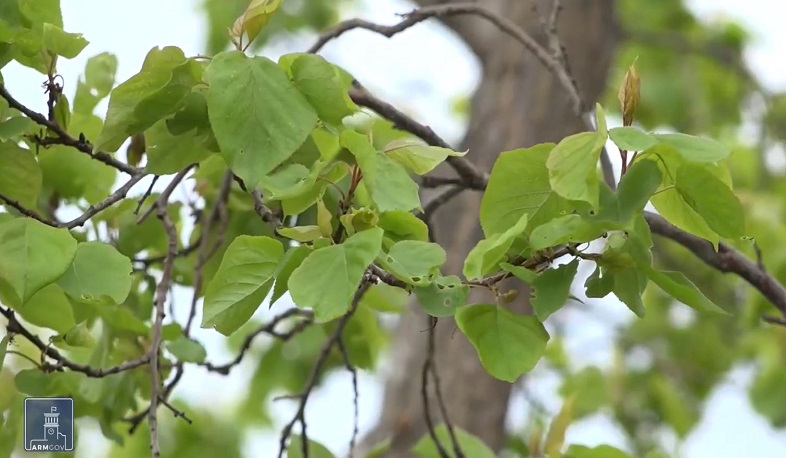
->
361;1;620;456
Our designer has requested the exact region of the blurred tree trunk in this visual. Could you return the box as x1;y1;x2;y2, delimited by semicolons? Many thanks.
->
360;1;620;456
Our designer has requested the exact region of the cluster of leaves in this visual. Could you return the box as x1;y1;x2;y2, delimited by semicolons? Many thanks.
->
0;0;784;457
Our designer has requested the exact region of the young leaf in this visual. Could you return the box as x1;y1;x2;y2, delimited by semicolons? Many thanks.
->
57;241;133;305
455;304;549;382
384;140;467;175
463;213;529;280
204;51;318;188
288;228;384;322
644;267;728;314
654;133;730;162
547;130;606;207
414;274;470;317
0;218;77;304
341;130;421;212
615;159;662;221
230;0;283;48
202;236;284;335
378;240;446;286
545;396;576;457
609;126;656;151
481;143;578;237
675;163;745;238
411;424;495;458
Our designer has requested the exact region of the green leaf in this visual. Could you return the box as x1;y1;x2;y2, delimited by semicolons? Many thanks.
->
644;267;728;314
341;302;386;369
529;214;603;251
481;143;578;237
73;52;118;115
276;225;323;243
0;116;35;141
464;213;529;280
58;322;95;348
95;305;148;335
378;210;429;242
41;23;88;59
0;335;8;372
38;112;116;204
530;260;579;320
675;163;745;238
545;396;575;456
455;304;549;382
384;140;467;175
0;143;41;208
57;241;133;305
609;126;657;151
547;129;606;207
644;148;720;246
654;133;731;162
565;444;632;458
414;274;470;317
144;117;211;174
0;218;77;304
611;267;648;317
360;283;409;314
205;51;318;188
615;159;662;222
288;53;357;125
287;435;336;458
271;245;311;306
96;46;201;152
412;424;495;458
341;130;421;212
288;228;383;322
202;236;284;335
378;240;446;285
166;336;207;363
13;284;75;333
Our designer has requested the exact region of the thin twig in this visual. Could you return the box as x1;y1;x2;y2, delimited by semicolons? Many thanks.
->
277;280;372;458
0;83;140;175
336;336;360;458
420;317;450;458
201;309;314;375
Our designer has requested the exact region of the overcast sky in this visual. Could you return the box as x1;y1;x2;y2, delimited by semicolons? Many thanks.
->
3;1;786;457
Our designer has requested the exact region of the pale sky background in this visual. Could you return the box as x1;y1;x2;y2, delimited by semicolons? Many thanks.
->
3;1;786;457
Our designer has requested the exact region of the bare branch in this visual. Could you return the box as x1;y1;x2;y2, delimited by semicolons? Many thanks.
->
277;280;372;458
201;308;315;375
310;3;584;114
0;83;140;175
0;306;151;376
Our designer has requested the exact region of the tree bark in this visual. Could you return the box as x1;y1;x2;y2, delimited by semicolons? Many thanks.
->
361;1;620;456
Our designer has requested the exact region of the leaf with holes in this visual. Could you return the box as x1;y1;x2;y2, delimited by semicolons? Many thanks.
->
378;240;446;286
414;274;470;317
